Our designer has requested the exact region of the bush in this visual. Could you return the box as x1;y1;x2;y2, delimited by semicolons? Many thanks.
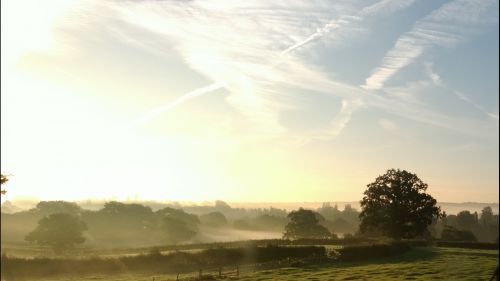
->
337;241;413;262
440;226;477;242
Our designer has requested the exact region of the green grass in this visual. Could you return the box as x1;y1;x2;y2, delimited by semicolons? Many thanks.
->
234;247;499;281
5;247;498;281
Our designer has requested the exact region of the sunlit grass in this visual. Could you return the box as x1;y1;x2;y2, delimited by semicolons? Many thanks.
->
234;247;499;281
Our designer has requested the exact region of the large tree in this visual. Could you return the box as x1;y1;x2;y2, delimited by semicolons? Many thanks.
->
359;169;441;239
25;213;87;253
283;208;332;239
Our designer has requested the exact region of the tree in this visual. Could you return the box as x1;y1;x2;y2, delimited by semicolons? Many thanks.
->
283;208;332;239
359;169;441;239
441;225;477;242
25;213;87;253
480;207;494;226
161;216;196;244
1;174;9;195
456;211;478;231
200;212;228;227
156;207;200;244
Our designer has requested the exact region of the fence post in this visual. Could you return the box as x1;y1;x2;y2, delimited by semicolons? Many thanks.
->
176;273;179;281
236;265;239;277
219;267;222;277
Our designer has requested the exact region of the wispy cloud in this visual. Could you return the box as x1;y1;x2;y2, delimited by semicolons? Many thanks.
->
279;0;416;56
94;0;497;141
129;82;225;128
362;0;498;90
112;0;415;140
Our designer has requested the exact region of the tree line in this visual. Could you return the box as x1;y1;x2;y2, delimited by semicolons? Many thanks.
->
1;169;498;254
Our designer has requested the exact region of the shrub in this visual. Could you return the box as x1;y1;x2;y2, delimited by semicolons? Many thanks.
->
337;241;412;262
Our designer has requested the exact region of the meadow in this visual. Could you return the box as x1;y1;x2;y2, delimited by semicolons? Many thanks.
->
2;246;497;281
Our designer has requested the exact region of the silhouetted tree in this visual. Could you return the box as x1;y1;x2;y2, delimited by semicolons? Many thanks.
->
480;207;495;226
34;201;82;216
456;211;478;231
200;212;228;227
25;213;87;253
161;216;196;244
1;174;9;194
441;225;477;241
283;208;332;239
359;169;441;239
156;207;199;244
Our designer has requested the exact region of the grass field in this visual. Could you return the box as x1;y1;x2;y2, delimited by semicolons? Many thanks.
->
234;247;499;281
9;247;497;281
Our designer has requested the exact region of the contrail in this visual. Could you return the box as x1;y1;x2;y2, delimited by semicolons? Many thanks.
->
279;19;345;56
280;0;415;56
129;82;225;128
130;0;415;128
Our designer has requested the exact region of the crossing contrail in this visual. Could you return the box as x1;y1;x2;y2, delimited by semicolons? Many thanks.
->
129;82;225;128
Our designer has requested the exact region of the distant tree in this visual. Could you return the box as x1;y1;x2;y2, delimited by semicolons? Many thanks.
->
34;201;82;216
156;207;200;244
25;213;87;253
215;200;231;210
441;225;477;242
200;212;228;227
456;211;478;231
480;207;494;226
283;208;332;239
359;169;441;239
161;216;196;244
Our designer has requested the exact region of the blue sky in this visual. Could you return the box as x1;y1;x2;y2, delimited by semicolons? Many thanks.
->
1;0;498;202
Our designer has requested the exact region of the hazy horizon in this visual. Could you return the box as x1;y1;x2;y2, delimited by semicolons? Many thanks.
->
2;198;498;215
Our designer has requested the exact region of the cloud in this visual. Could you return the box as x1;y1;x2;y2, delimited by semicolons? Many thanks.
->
362;0;498;90
99;0;497;141
488;112;499;121
129;82;225;128
424;62;442;86
279;0;416;56
113;0;414;140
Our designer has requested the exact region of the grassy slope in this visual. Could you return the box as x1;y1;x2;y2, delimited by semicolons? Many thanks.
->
235;247;499;281
10;247;499;281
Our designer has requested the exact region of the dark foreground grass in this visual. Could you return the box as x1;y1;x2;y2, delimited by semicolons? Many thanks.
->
3;247;498;281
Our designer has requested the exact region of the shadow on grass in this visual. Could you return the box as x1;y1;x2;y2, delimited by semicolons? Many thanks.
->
437;248;499;259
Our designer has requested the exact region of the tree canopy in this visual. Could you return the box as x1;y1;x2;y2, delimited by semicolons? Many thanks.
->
25;213;87;253
283;208;332;239
1;174;9;194
359;169;441;239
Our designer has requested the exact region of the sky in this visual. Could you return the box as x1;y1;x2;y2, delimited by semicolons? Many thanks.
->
1;0;498;203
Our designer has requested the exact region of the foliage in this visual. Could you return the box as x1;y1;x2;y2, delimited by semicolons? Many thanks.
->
34;201;82;216
1;173;9;194
25;213;87;253
456;210;478;230
359;169;441;239
161;216;197;244
283;208;332;239
200;212;228;227
155;207;200;244
336;241;413;262
440;225;477;242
